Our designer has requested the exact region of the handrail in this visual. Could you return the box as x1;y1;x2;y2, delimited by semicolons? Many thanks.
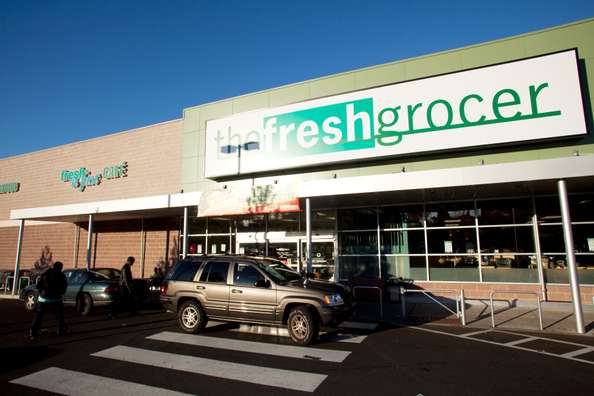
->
4;275;31;294
400;288;466;326
489;290;543;331
352;285;383;320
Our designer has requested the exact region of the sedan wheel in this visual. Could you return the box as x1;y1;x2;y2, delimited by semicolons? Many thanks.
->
24;293;37;311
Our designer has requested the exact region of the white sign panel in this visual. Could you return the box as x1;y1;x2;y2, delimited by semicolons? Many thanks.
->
205;50;587;178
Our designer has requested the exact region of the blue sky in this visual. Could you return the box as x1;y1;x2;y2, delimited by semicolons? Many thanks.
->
1;0;593;159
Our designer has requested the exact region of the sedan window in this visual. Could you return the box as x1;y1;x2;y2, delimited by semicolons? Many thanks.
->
69;271;89;285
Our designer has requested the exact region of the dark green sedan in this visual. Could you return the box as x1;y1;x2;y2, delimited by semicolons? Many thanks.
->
20;268;121;315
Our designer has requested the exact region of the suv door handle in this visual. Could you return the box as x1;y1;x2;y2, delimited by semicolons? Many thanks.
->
196;285;205;290
231;289;243;294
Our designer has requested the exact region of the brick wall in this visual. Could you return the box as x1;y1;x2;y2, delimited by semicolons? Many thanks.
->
0;119;182;221
1;218;180;279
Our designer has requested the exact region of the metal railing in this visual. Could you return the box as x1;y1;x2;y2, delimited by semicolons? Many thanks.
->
352;285;383;320
489;290;543;331
400;288;466;326
3;275;31;294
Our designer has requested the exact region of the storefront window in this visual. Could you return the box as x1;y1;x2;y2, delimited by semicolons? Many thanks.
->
427;229;476;254
338;208;377;230
207;217;233;234
425;201;476;227
379;205;424;229
268;212;301;232
569;193;594;222
535;196;561;223
339;232;378;255
187;217;207;235
476;198;532;225
380;230;425;254
381;256;426;281
208;235;232;254
479;226;534;253
428;256;479;281
237;215;265;232
187;236;206;255
338;256;379;280
539;224;565;253
572;224;594;253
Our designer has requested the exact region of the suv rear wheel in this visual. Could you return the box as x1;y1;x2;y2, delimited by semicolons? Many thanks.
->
287;306;319;345
178;300;207;334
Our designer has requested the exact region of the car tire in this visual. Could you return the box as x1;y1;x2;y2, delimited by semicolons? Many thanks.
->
287;306;319;345
77;293;93;316
24;292;37;311
178;300;207;334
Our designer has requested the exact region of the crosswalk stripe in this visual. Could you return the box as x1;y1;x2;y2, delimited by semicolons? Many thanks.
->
92;345;327;393
340;321;378;330
147;331;350;362
227;324;367;344
10;367;194;396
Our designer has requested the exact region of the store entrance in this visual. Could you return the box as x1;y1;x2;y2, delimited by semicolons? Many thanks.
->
237;233;336;281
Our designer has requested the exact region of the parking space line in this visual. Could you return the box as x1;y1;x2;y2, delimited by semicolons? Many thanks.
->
409;325;594;366
460;329;493;337
10;367;194;396
147;331;350;362
92;345;327;392
562;346;594;358
505;337;538;346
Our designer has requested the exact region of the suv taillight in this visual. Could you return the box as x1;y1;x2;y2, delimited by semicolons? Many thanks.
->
160;281;168;296
104;284;119;294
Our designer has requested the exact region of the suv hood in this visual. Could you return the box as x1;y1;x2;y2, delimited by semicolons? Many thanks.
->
283;279;350;296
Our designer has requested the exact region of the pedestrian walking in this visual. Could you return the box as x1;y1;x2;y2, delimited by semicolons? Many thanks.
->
30;261;67;340
119;256;137;315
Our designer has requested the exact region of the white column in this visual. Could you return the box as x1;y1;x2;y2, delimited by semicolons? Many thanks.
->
86;214;93;271
557;179;585;334
306;198;312;273
182;207;189;259
11;219;25;295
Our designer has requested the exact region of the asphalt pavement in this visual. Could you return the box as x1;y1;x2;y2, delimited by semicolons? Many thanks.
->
1;298;593;395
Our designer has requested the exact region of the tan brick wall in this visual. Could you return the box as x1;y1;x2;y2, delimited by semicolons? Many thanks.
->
0;218;180;279
416;282;594;305
0;119;182;220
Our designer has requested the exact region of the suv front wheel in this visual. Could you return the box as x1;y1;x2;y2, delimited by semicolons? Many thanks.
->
287;306;319;345
178;300;208;334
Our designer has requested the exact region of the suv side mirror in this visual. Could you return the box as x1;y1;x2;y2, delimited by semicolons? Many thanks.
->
255;279;271;288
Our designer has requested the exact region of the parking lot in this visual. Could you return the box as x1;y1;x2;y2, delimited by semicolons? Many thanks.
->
1;299;593;396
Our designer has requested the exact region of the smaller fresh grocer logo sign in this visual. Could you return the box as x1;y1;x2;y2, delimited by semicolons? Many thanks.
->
60;161;128;192
0;182;20;194
205;50;586;177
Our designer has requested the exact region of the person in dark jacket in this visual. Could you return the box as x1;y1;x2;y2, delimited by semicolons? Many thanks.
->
30;261;67;340
119;256;136;315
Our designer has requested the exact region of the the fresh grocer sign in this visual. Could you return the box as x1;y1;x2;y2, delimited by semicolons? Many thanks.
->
204;50;586;177
0;182;20;194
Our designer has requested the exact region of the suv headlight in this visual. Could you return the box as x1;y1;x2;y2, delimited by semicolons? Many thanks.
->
322;293;344;306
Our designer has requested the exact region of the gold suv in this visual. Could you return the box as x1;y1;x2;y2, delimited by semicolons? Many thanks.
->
160;256;352;345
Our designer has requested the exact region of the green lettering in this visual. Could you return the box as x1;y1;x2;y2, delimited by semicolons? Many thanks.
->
493;88;521;119
529;82;549;115
427;99;453;129
459;94;485;124
407;103;422;131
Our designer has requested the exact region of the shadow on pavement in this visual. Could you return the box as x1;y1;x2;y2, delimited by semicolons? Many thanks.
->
0;346;60;374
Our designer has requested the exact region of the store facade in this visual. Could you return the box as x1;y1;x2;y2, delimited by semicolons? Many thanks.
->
1;18;593;307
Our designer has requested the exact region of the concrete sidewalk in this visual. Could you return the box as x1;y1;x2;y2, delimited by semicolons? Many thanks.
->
354;299;594;335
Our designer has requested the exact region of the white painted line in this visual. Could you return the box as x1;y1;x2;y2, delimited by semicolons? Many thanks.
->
147;331;350;363
10;367;194;396
496;329;594;349
340;321;378;330
505;337;538;346
323;333;368;344
93;345;327;392
460;329;492;337
408;325;594;366
561;346;594;358
229;324;289;336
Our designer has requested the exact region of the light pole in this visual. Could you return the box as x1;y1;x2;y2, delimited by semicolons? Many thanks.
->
220;141;260;175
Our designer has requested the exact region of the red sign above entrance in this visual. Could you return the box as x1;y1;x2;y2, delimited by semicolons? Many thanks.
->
198;183;300;217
